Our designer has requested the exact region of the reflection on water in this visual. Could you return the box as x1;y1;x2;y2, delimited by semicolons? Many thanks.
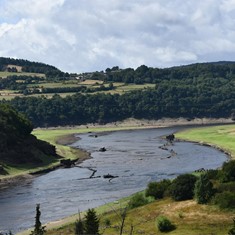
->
0;127;228;233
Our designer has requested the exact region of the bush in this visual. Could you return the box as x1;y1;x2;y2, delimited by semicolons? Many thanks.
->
156;216;176;232
228;218;235;235
220;160;235;182
216;182;235;193
170;174;197;201
213;192;235;209
205;169;219;180
128;193;148;209
145;179;171;199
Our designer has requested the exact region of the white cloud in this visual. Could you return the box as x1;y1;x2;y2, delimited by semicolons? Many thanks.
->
0;0;235;72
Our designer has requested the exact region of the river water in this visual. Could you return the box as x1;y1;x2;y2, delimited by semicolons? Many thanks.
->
0;127;228;233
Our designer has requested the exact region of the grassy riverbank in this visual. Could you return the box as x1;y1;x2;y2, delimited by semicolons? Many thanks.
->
176;124;235;160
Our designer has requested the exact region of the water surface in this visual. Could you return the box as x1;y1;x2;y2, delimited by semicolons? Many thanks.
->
0;127;228;233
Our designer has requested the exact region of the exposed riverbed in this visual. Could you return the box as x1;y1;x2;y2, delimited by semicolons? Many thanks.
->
0;127;228;234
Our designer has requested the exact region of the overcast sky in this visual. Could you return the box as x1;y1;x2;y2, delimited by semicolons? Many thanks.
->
0;0;235;73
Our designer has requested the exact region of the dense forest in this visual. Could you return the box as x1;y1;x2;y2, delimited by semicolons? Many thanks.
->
0;104;57;171
1;60;235;127
92;61;235;84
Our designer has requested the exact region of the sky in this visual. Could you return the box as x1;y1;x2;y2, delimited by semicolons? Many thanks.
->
0;0;235;73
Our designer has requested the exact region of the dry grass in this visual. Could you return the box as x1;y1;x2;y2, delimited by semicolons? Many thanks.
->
43;198;235;235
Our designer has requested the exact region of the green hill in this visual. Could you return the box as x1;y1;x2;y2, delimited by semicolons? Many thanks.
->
0;104;58;176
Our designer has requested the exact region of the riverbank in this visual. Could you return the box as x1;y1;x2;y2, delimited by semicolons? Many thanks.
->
0;117;233;187
175;124;235;160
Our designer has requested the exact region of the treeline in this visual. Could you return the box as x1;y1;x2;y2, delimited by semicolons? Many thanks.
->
4;73;235;127
0;57;69;79
91;62;235;84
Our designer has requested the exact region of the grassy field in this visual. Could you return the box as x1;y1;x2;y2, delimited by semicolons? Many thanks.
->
0;71;45;78
0;79;156;100
176;124;235;159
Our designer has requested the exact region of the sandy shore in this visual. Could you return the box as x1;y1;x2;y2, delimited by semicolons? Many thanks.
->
45;117;234;131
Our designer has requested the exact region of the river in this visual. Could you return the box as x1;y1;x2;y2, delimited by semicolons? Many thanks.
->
0;127;228;234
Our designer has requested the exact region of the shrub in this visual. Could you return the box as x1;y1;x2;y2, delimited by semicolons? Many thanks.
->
220;160;235;182
213;192;235;209
156;216;176;232
205;169;219;180
216;181;235;193
170;174;197;201
145;179;171;199
128;193;148;209
228;218;235;235
194;173;215;204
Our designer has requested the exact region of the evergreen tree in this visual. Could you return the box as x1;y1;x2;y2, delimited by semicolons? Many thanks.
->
30;204;46;235
194;173;214;204
75;212;84;235
84;209;99;235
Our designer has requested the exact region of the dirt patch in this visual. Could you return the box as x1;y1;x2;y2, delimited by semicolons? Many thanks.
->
56;134;80;145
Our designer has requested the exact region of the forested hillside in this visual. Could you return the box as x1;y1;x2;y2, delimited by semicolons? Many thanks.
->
0;57;68;78
0;104;58;174
1;60;235;127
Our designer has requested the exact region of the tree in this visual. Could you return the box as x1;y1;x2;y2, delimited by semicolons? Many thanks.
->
128;193;148;209
194;173;214;204
221;160;235;182
30;204;46;235
75;212;84;235
170;174;197;201
145;179;171;199
84;208;99;235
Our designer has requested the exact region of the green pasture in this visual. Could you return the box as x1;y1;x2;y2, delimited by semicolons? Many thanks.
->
27;82;82;89
0;71;45;78
176;124;235;159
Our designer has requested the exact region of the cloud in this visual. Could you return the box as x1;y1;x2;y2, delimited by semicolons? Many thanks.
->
0;0;235;72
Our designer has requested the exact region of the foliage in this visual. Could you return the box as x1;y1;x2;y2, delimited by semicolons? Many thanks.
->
221;160;235;182
228;218;235;235
128;193;149;209
0;103;57;169
170;174;197;201
156;216;176;232
1;61;235;127
194;173;215;204
213;192;235;209
84;209;100;235
30;204;46;235
145;179;171;199
205;169;219;180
